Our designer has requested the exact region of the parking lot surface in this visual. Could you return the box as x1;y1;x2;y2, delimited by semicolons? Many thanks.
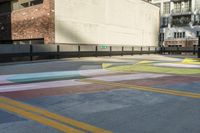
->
0;55;200;133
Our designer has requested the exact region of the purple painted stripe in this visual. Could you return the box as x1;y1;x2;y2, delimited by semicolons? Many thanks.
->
0;83;18;86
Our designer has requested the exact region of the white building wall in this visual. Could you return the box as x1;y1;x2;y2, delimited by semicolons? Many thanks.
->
164;26;200;39
196;0;200;10
54;0;160;46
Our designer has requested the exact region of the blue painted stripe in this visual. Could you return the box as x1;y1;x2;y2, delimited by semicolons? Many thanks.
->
7;71;81;83
153;82;200;93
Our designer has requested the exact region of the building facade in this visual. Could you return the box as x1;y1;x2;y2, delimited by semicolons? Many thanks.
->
149;0;200;47
0;0;54;44
0;0;159;47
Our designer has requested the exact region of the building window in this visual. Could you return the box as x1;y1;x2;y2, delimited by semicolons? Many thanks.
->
12;0;43;11
174;33;177;38
162;17;169;27
174;32;186;38
180;32;182;38
184;0;191;12
160;33;164;42
163;2;170;14
0;2;11;13
183;32;185;38
177;32;180;38
21;2;29;8
194;14;200;25
196;31;200;37
174;2;181;13
30;0;43;6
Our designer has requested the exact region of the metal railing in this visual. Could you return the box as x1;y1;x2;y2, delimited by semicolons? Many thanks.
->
0;43;199;63
0;44;160;62
171;8;192;15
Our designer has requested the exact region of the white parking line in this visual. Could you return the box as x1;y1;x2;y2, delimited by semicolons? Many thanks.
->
89;73;171;82
0;80;89;93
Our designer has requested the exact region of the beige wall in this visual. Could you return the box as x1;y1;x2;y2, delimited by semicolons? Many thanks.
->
55;0;160;46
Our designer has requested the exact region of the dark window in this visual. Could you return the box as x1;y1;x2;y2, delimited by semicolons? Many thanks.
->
183;32;185;38
162;17;169;27
174;32;177;38
174;32;186;38
21;2;29;8
194;15;200;25
0;2;11;13
197;31;200;37
30;0;43;6
160;33;164;42
180;32;182;38
177;32;180;38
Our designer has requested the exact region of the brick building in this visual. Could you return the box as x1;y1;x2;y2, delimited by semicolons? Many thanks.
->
0;0;54;44
0;0;159;46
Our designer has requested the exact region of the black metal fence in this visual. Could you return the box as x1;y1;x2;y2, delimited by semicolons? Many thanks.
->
0;44;160;62
0;44;199;63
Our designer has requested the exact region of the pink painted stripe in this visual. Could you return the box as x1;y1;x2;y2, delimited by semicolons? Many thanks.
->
0;83;17;86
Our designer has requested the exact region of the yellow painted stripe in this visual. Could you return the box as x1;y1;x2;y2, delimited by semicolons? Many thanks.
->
0;97;112;133
0;103;84;133
102;63;113;69
81;79;200;99
136;60;156;64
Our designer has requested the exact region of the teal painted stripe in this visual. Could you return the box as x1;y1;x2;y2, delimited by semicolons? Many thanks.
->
7;71;81;83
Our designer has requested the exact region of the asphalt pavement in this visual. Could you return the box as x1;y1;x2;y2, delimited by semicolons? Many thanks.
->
0;55;200;133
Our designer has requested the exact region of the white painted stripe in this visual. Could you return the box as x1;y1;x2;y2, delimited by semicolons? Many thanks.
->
0;80;89;93
155;63;200;68
79;69;112;76
89;73;171;82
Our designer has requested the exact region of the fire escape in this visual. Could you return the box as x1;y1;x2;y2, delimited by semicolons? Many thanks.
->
171;0;192;27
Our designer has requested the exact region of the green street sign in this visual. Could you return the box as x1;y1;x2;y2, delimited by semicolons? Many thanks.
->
100;45;108;49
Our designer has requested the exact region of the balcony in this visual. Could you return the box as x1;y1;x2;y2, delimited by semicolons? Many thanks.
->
171;9;192;16
171;15;191;27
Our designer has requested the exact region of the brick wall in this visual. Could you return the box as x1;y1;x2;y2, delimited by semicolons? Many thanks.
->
0;0;55;44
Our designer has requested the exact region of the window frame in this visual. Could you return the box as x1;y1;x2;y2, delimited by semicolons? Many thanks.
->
11;0;43;11
163;2;170;14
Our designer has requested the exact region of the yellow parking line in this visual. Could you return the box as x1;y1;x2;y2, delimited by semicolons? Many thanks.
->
0;97;112;133
81;79;200;99
0;103;84;133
